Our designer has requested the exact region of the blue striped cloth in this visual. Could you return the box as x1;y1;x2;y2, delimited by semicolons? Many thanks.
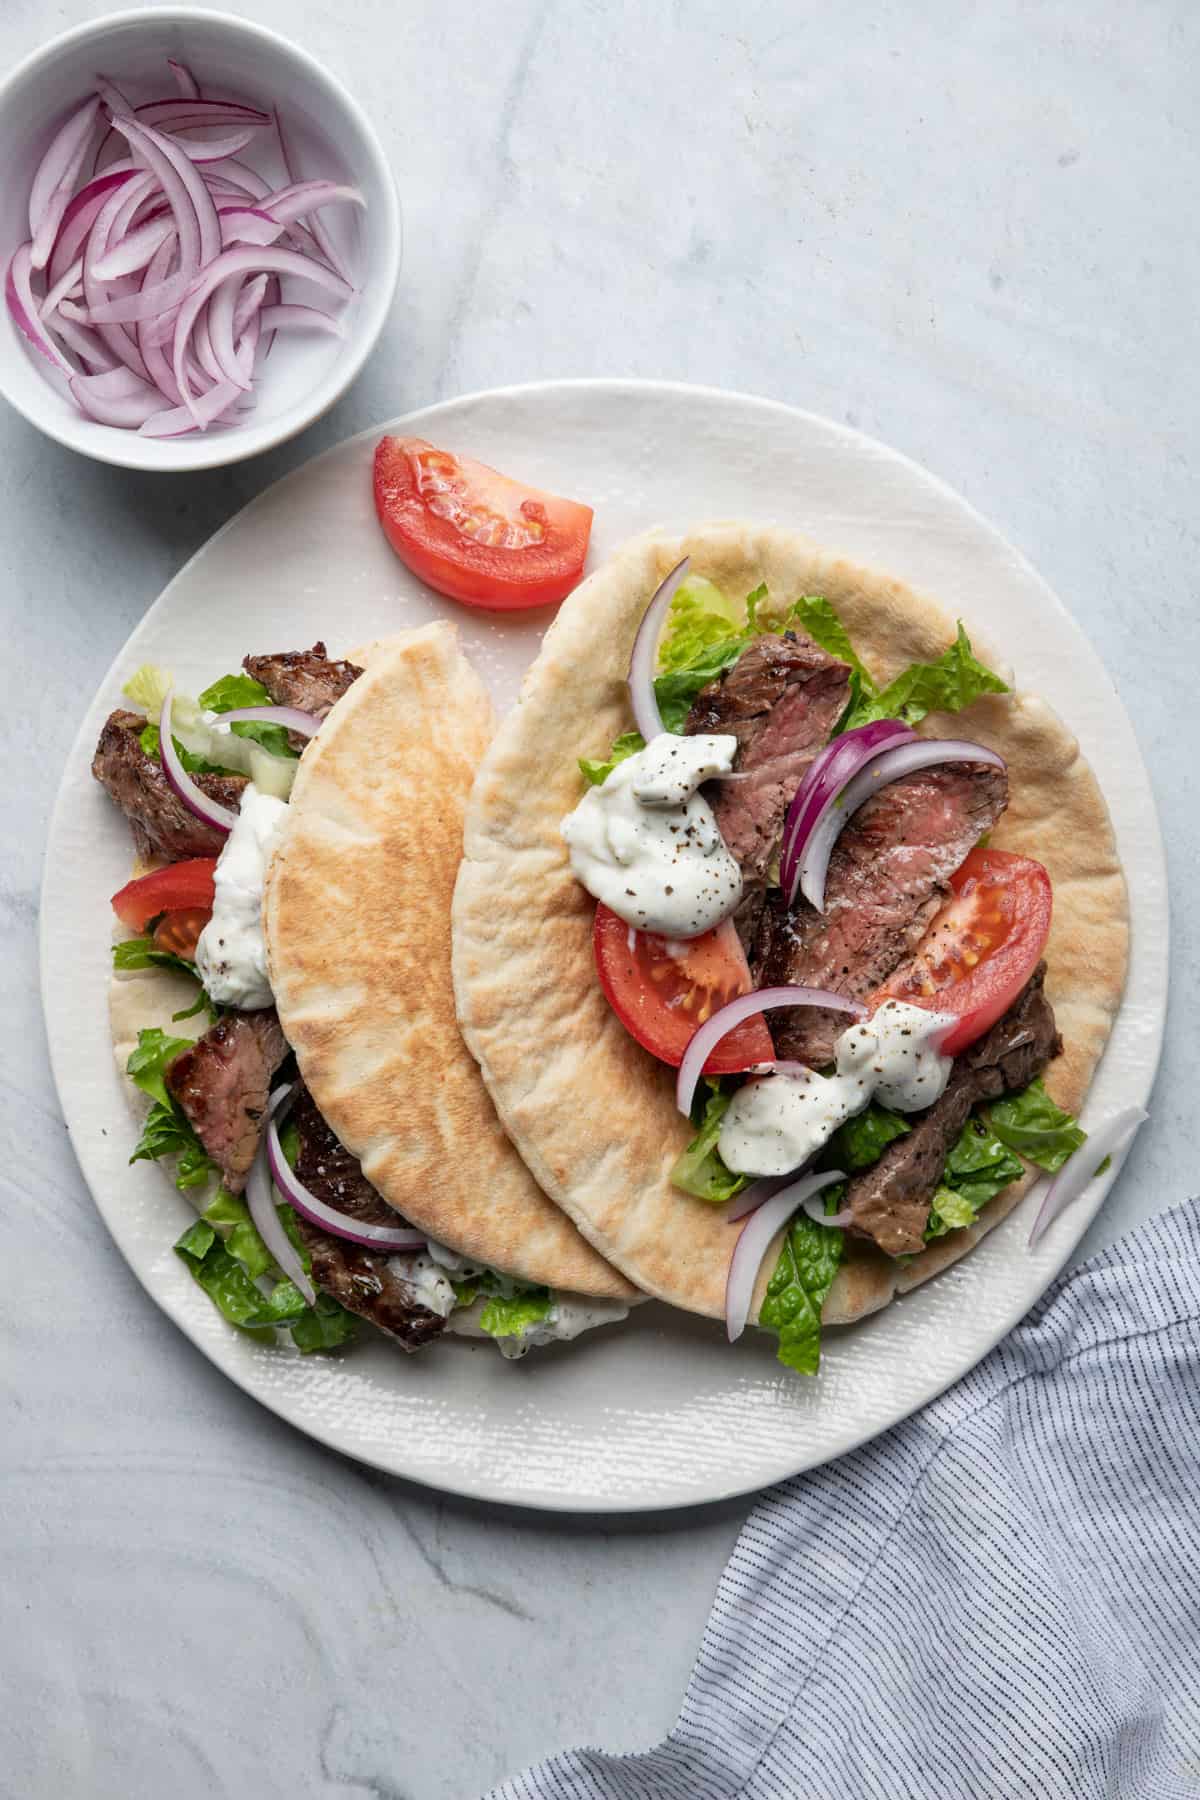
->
490;1200;1200;1800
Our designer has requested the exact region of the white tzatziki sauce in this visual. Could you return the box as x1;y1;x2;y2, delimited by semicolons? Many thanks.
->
492;1295;631;1360
718;1000;958;1177
194;785;288;1011
560;732;743;938
388;1251;458;1319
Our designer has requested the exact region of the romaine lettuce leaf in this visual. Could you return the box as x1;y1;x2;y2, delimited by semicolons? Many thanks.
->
477;1288;552;1340
786;595;877;690
123;664;174;713
827;1102;911;1171
924;1114;1025;1238
127;1026;195;1108
670;1079;748;1202
653;639;749;732
759;1208;845;1376
112;939;216;1023
579;730;646;787
988;1079;1086;1173
126;1028;217;1192
198;671;299;760
176;1202;358;1351
840;624;1008;732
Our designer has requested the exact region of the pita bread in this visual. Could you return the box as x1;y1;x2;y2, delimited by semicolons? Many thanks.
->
263;623;635;1302
452;523;1128;1324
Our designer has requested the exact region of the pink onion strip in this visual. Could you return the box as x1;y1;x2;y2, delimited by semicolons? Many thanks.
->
206;275;250;388
138;376;242;438
81;172;155;377
266;1092;428;1252
779;720;917;906
232;273;269;339
47;309;115;370
69;373;164;427
628;555;690;741
6;244;72;371
136;235;185;403
1027;1107;1147;1249
167;59;200;100
723;1176;792;1223
40;255;85;319
725;1169;847;1341
275;108;351;282
29;97;102;269
47;170;133;284
158;690;236;832
218;207;284;248
261;180;366;225
258;302;343;337
793;738;1008;916
245;1087;317;1307
92;214;175;281
676;985;867;1118
219;704;321;737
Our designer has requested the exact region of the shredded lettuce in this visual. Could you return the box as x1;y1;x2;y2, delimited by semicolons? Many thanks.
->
827;1101;911;1171
477;1288;552;1340
759;1207;845;1376
988;1079;1086;1173
138;720;235;776
199;672;299;761
579;730;646;787
123;663;174;713
670;1079;747;1202
126;1028;217;1192
657;575;746;669
127;1027;196;1109
838;623;1009;733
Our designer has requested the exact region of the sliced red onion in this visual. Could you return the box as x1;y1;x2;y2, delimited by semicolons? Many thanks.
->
48;309;115;369
800;1195;854;1228
628;555;690;741
262;179;366;225
676;985;867;1117
779;720;917;906
5;244;71;371
136;235;185;403
218;206;283;248
112;111;219;268
275;108;351;283
69;373;164;427
725;1168;847;1341
219;704;321;737
40;254;85;319
1027;1107;1147;1249
792;737;1008;916
246;1088;316;1306
138;378;242;438
167;59;200;100
29;97;102;270
81;172;155;378
172;244;352;425
92;215;174;281
47;169;132;283
137;98;271;129
723;1176;792;1222
192;307;224;385
232;273;269;339
206;275;250;389
258;302;344;337
94;75;134;116
158;690;236;831
265;1095;427;1252
73;364;154;400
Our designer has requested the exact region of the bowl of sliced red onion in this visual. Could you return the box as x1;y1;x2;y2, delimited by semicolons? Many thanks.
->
0;8;401;470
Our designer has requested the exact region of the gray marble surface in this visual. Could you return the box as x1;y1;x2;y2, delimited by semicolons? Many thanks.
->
2;1;1196;1794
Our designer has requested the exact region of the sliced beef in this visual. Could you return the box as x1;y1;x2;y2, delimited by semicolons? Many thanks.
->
288;1085;446;1351
165;1009;288;1194
242;642;362;738
685;632;851;885
92;709;247;860
754;761;1009;1065
845;963;1061;1256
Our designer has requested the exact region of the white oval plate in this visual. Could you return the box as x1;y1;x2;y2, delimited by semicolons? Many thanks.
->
41;380;1166;1512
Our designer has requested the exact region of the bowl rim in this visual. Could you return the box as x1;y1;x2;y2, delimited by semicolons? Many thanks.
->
0;4;402;473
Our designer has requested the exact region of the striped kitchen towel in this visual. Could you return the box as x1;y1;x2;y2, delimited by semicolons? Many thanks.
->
489;1199;1200;1800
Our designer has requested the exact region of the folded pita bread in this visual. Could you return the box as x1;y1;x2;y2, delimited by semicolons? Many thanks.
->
452;524;1128;1324
264;622;636;1302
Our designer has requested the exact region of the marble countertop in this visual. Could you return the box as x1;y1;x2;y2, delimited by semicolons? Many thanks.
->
3;2;1196;1794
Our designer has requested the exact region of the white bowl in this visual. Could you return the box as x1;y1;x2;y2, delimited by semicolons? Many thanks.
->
0;8;401;472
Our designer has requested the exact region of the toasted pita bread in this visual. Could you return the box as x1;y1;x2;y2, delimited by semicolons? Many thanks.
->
263;622;635;1302
452;524;1128;1324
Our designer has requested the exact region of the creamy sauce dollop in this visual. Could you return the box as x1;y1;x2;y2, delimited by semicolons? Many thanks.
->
561;732;743;938
719;1001;958;1177
195;785;288;1010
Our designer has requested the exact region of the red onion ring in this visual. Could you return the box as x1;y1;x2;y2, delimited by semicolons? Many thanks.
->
725;1168;846;1341
266;1090;428;1252
246;1086;316;1306
158;690;237;833
218;704;321;737
675;985;867;1118
778;720;917;906
790;737;1008;916
627;555;690;742
1027;1107;1146;1249
5;243;71;371
29;97;101;270
722;1175;792;1222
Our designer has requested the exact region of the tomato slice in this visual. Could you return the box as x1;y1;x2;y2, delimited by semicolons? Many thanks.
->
373;435;593;610
872;847;1052;1055
152;907;211;959
593;903;774;1073
111;859;217;934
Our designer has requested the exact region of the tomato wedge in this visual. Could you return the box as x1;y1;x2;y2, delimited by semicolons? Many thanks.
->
873;847;1052;1055
111;859;217;934
593;903;774;1073
373;435;593;610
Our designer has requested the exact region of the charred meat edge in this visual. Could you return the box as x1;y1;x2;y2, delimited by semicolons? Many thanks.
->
92;709;247;861
165;1009;289;1194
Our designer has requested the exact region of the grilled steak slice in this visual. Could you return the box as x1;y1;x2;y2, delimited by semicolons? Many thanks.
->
165;1009;288;1193
92;709;247;860
289;1085;446;1351
845;963;1061;1256
242;642;362;735
685;632;851;884
754;761;1009;1065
